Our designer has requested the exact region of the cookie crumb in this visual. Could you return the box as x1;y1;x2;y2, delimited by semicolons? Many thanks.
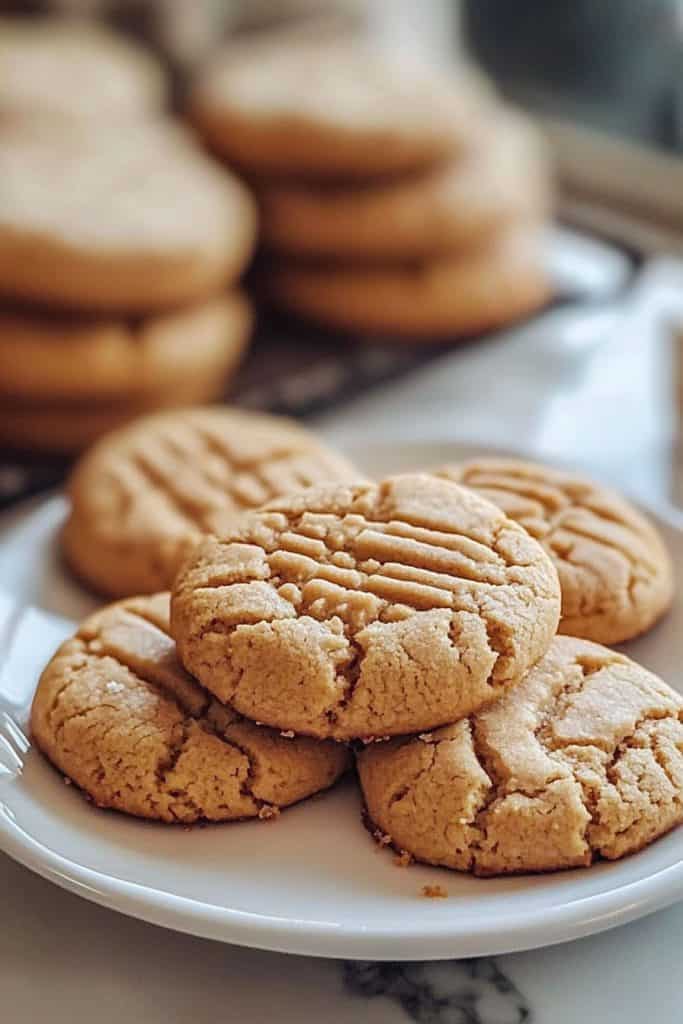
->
394;850;413;868
258;804;280;821
279;729;295;738
418;732;434;743
372;827;393;847
421;885;448;899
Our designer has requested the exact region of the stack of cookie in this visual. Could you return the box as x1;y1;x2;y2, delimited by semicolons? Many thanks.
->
31;424;683;877
34;406;364;821
0;19;258;454
190;39;552;340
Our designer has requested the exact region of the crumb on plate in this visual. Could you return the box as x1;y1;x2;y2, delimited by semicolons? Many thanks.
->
421;884;448;899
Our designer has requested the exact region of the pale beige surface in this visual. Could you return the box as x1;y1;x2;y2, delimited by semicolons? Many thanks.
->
438;458;674;643
358;635;683;876
0;121;257;313
0;17;165;122
0;292;251;400
171;474;561;740
191;40;492;179
265;227;550;339
64;406;363;598
31;594;350;823
258;108;551;260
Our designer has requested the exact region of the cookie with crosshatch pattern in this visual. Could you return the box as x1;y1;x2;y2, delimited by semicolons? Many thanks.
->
170;474;561;740
437;457;674;644
63;406;362;598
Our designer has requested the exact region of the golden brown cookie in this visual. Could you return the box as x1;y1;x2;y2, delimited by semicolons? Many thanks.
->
0;17;165;122
0;402;149;455
0;292;251;401
258;109;551;260
437;458;673;644
0;370;245;456
171;474;561;740
31;594;350;823
0;120;257;313
265;227;550;339
63;406;362;598
358;635;683;876
190;39;493;179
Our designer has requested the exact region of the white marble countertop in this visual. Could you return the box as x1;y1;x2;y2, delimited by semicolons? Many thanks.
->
4;246;683;1024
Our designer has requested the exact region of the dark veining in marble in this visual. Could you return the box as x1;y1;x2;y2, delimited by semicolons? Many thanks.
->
343;958;531;1023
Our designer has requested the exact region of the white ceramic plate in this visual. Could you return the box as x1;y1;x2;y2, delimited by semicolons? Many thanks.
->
0;441;682;961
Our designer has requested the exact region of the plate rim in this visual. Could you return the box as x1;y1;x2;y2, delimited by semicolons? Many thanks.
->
1;805;683;960
1;439;683;960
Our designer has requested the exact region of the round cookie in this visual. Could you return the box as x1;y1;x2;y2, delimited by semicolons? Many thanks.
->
265;227;550;339
63;406;363;598
0;120;257;313
0;402;152;455
0;371;245;456
190;40;493;179
0;17;165;122
0;292;251;401
258;109;551;260
437;458;673;644
171;474;561;741
358;635;683;876
31;594;350;823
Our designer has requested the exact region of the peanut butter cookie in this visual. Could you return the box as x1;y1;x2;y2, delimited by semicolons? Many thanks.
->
0;121;257;313
191;40;492;179
0;292;251;401
171;474;561;740
0;378;239;456
437;458;673;643
358;635;683;876
265;226;550;339
31;594;350;823
63;406;362;598
0;17;165;122
259;109;550;260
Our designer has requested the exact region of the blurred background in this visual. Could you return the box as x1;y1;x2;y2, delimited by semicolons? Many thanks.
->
3;0;683;506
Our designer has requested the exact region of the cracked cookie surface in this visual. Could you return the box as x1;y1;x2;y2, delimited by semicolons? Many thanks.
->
171;474;561;740
63;406;362;598
358;635;683;876
30;594;350;823
437;458;674;643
